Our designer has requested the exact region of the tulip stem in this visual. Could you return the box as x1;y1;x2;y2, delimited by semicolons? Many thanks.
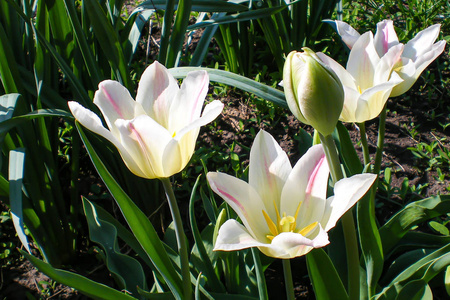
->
282;259;295;300
358;122;371;166
319;133;359;300
160;177;192;300
373;107;387;175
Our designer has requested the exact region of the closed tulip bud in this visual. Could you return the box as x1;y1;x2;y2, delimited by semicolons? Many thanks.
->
283;48;344;136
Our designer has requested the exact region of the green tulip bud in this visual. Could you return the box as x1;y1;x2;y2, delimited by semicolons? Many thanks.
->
283;48;344;136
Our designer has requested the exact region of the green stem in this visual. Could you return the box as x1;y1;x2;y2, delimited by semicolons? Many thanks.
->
358;122;371;166
373;107;387;175
282;259;295;300
319;133;359;300
160;178;192;300
252;248;268;300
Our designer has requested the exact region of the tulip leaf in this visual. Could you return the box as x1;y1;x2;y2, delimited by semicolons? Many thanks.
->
8;148;30;254
357;189;384;298
374;243;450;300
83;197;147;297
76;123;184;299
168;67;287;108
306;248;349;300
380;195;450;255
138;0;248;13
20;251;136;300
189;176;225;292
335;122;363;175
187;6;288;30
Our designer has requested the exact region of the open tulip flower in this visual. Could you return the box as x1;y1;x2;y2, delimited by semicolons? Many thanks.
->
207;130;376;259
317;32;403;123
69;61;224;179
332;19;446;97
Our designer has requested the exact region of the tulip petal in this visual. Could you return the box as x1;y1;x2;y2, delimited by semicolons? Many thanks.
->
94;80;139;137
391;40;446;97
207;172;269;241
214;220;330;259
374;44;404;84
334;20;361;49
403;24;441;59
169;71;209;133
280;145;329;228
115;115;173;178
353;72;402;122
249;130;292;221
267;226;329;258
321;173;376;231
136;61;179;119
373;20;400;57
347;32;380;90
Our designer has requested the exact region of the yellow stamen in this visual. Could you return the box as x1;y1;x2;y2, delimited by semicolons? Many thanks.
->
298;221;318;236
172;131;176;138
262;210;278;237
357;85;362;94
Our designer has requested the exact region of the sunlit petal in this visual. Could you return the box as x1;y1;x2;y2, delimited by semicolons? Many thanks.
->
334;20;361;49
321;174;376;231
250;130;292;220
373;20;400;56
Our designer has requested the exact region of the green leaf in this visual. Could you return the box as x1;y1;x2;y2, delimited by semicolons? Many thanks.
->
189;176;225;292
84;0;132;89
306;248;349;300
428;221;449;236
21;251;137;300
76;123;184;299
168;67;287;108
138;0;248;13
380;195;450;255
8;148;30;254
83;197;147;297
187;6;288;30
335;122;363;175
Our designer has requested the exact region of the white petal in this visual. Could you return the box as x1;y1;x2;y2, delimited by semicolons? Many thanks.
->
207;172;269;241
168;70;210;133
281;144;329;228
347;32;380;90
339;86;364;122
321;173;376;231
374;44;404;84
391;40;446;97
353;72;402;122
249;130;292;220
267;226;330;258
334;20;361;49
373;20;400;56
403;24;441;60
93;80;138;137
116;115;173;178
136;61;179;118
214;219;267;251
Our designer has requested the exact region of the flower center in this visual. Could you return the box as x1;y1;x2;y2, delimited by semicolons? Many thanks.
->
262;201;318;241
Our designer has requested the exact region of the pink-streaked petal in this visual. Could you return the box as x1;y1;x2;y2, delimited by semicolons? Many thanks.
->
280;145;329;228
116;115;172;178
93;80;137;136
347;32;380;90
207;172;269;241
249;130;292;221
136;61;179;116
403;24;441;60
168;71;210;133
334;20;361;49
373;20;400;57
321;174;376;231
316;52;358;90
